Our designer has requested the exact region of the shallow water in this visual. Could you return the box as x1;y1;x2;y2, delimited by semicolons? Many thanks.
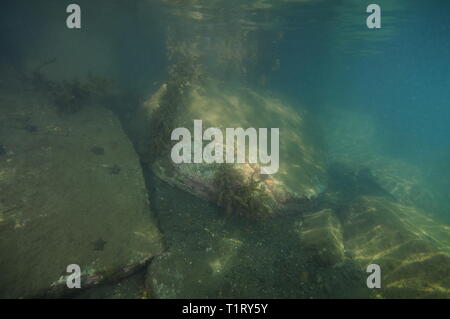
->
0;0;449;299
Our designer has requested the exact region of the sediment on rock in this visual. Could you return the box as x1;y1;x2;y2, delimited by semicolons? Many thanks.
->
0;80;164;298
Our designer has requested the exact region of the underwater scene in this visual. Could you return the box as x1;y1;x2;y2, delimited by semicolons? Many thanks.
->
0;0;449;299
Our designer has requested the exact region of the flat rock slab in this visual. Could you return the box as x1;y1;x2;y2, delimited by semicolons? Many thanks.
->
0;88;163;298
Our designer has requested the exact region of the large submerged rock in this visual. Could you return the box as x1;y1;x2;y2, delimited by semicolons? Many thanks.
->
138;80;327;217
342;196;450;298
0;85;163;298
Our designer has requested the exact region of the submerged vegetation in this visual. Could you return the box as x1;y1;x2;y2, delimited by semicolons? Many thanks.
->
30;69;113;115
52;79;92;114
213;164;272;219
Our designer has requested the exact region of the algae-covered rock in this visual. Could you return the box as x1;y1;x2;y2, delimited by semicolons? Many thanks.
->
139;80;327;217
297;209;345;267
342;196;450;298
0;88;163;298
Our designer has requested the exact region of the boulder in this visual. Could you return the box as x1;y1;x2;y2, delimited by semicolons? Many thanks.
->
138;80;327;217
342;196;450;298
0;86;163;298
